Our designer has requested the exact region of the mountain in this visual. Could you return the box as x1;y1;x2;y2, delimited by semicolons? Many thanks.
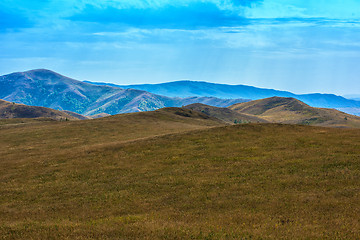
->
184;103;268;124
229;97;360;128
336;107;360;117
0;69;247;116
85;80;293;99
0;99;82;120
88;80;360;113
343;94;360;101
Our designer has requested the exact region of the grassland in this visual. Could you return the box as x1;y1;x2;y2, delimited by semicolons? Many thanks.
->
184;103;268;124
229;97;360;128
0;99;80;121
1;108;360;239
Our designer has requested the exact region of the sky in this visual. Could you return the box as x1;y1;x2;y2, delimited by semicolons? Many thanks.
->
0;0;360;95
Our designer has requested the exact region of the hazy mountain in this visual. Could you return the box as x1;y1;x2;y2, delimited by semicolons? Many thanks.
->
85;80;293;99
343;94;360;101
0;69;247;116
0;99;82;120
336;108;360;117
228;97;360;128
87;80;360;113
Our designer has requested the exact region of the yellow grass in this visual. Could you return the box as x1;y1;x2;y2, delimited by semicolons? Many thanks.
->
229;97;360;128
1;109;360;239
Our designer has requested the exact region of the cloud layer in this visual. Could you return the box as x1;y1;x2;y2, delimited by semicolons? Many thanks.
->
0;0;359;95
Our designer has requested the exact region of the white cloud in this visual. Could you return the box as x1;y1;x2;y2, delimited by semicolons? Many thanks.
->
244;0;360;19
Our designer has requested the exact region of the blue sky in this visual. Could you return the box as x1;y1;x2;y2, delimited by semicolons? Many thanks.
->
0;0;359;95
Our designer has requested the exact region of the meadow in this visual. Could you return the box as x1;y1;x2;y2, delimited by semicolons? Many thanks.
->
0;109;359;239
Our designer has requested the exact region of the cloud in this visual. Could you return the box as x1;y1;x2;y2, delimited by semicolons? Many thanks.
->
2;0;359;32
244;0;360;19
67;2;250;29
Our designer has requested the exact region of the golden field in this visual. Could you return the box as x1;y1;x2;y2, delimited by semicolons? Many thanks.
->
1;108;360;239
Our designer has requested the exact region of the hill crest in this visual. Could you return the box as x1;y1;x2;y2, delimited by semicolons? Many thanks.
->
229;97;360;128
0;99;82;120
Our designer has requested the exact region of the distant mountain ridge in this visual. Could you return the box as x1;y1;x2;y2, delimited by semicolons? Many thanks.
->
0;69;247;116
85;80;360;113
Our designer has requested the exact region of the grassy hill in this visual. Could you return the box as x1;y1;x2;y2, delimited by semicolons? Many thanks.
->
1;108;360;239
62;110;92;120
90;113;111;119
0;99;82;120
229;97;360;128
184;103;268;124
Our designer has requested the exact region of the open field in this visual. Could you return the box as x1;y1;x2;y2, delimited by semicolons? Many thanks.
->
1;109;360;239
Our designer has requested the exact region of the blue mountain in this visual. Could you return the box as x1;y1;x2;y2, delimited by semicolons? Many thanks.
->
0;70;247;115
84;80;360;110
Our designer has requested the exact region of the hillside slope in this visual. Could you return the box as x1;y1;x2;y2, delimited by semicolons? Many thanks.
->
0;69;246;116
0;106;224;147
0;99;81;120
229;97;360;128
184;103;268;124
1;117;360;239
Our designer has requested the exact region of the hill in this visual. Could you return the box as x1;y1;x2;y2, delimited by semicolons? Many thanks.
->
184;103;268;124
0;99;82;120
92;80;360;113
62;110;91;120
1;112;359;239
229;97;360;128
0;69;246;116
90;113;111;119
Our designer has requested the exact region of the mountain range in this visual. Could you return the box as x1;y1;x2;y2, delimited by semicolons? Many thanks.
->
0;69;246;116
86;80;360;114
1;69;359;117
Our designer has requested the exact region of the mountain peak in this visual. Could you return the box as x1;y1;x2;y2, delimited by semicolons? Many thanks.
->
23;69;69;79
25;69;57;73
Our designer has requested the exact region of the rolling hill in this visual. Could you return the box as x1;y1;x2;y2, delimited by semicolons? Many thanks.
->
0;99;83;120
0;69;247;116
1;108;359;239
90;80;360;112
229;97;360;128
184;103;268;124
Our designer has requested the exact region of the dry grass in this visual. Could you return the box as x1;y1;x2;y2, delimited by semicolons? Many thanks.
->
229;97;360;128
0;99;80;120
1;110;360;239
184;103;267;124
